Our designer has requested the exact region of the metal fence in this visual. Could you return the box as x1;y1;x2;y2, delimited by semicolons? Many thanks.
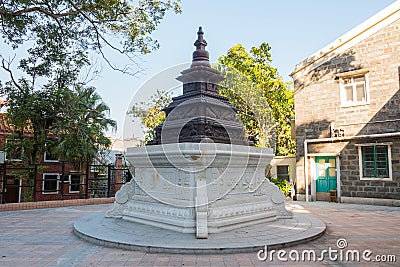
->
0;161;132;204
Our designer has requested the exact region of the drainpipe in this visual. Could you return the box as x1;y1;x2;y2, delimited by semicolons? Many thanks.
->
304;139;309;202
336;154;341;202
303;131;400;203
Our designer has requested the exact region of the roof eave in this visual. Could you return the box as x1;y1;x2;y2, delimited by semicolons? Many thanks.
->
291;0;400;80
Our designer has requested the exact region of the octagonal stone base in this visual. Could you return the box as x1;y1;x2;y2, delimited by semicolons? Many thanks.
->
107;143;293;238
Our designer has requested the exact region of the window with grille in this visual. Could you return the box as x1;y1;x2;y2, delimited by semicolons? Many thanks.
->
69;174;81;193
42;174;59;194
357;144;392;180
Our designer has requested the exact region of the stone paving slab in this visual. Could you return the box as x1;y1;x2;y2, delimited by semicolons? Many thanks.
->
0;201;399;266
73;211;325;254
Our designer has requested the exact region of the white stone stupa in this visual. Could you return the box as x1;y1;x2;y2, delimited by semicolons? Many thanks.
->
106;27;293;239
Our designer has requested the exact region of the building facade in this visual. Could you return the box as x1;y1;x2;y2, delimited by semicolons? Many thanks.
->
0;108;129;203
270;156;296;183
291;1;400;205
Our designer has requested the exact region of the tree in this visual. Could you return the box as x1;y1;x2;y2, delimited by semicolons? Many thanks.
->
4;84;68;165
0;0;178;162
2;81;116;201
218;43;295;156
56;86;117;163
0;0;178;200
3;83;116;166
128;89;172;143
218;65;276;148
0;0;182;76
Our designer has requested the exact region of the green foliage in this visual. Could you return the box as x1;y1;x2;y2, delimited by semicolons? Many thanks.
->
218;43;295;156
56;86;117;163
23;175;34;202
128;90;172;142
3;84;116;166
0;0;177;172
5;85;65;163
0;0;182;75
269;177;291;196
218;65;275;148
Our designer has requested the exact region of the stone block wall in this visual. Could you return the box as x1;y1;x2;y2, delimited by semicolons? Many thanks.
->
339;139;400;200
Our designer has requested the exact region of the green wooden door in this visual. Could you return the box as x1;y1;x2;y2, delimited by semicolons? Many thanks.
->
316;157;337;193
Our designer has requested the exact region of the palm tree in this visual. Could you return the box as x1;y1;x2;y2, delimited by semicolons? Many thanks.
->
57;85;117;170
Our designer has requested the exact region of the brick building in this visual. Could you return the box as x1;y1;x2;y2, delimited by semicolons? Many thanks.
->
291;1;400;205
0;101;128;203
0;110;85;203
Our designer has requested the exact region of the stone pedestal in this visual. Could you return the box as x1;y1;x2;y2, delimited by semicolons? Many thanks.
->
107;143;292;238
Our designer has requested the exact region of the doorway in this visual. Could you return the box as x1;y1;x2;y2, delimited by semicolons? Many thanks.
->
4;176;20;203
316;157;337;200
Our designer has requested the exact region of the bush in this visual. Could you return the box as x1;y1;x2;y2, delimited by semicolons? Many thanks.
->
269;177;291;196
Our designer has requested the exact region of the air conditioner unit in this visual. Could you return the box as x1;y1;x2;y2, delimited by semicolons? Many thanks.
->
0;151;4;164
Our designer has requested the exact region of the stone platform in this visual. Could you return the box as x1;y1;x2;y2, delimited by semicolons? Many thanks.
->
73;210;325;254
107;143;293;239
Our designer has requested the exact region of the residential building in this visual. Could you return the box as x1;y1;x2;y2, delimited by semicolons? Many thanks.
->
0;100;129;203
291;1;400;205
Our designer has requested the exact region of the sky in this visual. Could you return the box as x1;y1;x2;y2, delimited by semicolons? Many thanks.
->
1;0;398;141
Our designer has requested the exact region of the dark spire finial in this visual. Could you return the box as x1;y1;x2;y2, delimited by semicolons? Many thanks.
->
195;27;207;50
192;26;209;63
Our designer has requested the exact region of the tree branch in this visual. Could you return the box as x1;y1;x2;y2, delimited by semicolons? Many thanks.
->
43;1;65;36
1;55;22;91
66;0;142;76
0;7;78;19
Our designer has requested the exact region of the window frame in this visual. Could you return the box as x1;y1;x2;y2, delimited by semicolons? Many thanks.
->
0;151;5;164
42;173;60;194
357;143;392;181
276;165;290;181
338;71;370;107
69;174;81;193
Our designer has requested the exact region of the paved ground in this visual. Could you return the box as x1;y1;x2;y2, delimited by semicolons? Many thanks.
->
0;201;399;266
